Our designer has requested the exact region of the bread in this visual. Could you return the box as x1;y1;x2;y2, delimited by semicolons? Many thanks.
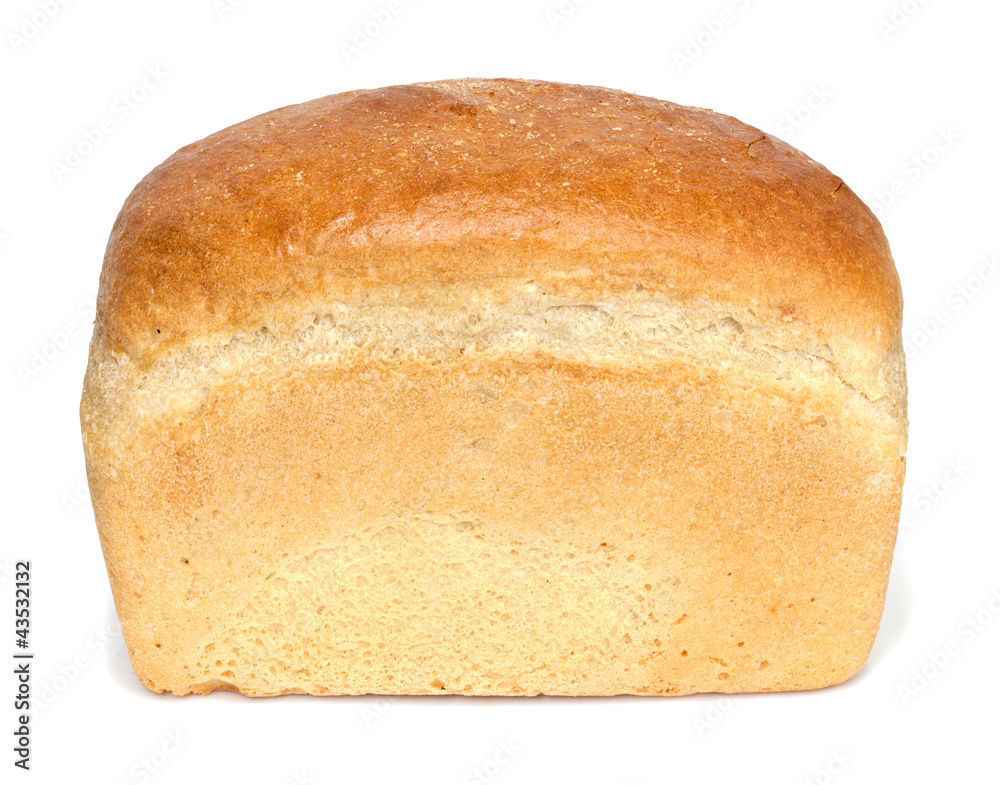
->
80;77;907;697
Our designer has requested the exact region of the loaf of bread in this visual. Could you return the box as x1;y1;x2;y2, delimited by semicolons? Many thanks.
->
81;78;907;696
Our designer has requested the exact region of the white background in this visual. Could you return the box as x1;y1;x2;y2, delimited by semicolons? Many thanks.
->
3;0;998;782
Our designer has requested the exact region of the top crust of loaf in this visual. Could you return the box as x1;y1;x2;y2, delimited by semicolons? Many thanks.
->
97;78;901;372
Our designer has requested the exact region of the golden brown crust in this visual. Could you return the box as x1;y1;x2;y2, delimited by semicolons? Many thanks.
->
98;78;900;365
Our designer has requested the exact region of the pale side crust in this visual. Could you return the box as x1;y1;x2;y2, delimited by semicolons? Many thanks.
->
82;323;905;696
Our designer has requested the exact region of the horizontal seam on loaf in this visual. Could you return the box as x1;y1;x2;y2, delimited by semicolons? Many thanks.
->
82;300;906;442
